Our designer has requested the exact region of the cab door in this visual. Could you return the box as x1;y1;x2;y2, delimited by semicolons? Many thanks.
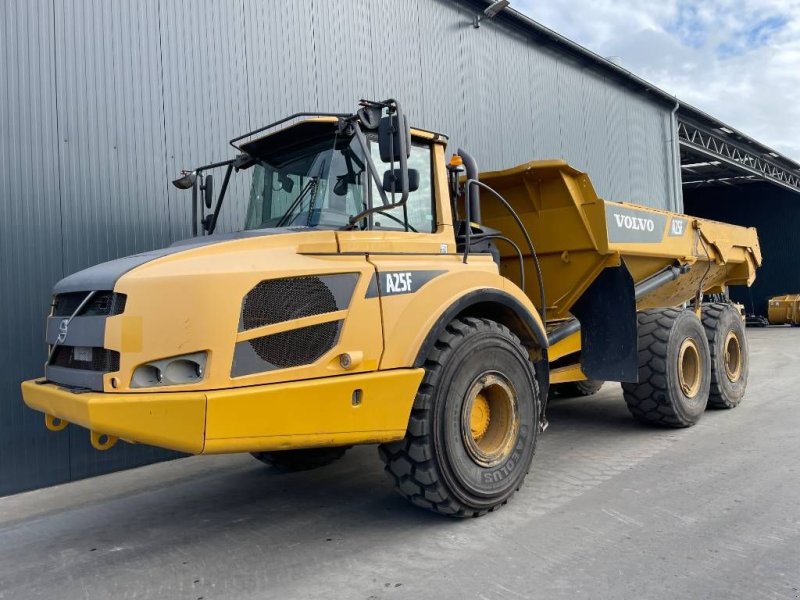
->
337;139;486;370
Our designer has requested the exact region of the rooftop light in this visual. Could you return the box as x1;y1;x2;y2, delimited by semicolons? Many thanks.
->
474;0;510;28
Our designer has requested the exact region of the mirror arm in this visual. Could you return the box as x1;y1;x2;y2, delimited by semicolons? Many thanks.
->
207;162;234;234
191;178;199;237
195;157;237;173
189;157;237;236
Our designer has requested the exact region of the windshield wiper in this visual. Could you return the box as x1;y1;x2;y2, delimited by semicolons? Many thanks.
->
276;176;319;227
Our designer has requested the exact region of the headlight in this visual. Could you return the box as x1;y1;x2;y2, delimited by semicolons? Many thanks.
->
131;352;207;388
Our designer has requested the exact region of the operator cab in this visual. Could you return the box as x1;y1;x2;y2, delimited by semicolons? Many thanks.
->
173;100;449;239
239;119;437;233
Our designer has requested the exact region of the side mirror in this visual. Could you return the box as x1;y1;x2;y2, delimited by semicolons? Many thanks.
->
383;168;419;193
278;173;295;194
202;174;214;209
378;114;411;163
334;176;349;197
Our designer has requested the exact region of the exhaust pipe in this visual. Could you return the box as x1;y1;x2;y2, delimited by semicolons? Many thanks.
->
458;148;480;224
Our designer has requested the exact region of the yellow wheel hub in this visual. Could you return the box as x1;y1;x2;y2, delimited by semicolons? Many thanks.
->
723;331;742;382
470;393;491;440
678;337;702;398
462;373;519;467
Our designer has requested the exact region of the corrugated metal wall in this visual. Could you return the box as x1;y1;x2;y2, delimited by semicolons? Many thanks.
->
684;183;799;316
0;0;676;495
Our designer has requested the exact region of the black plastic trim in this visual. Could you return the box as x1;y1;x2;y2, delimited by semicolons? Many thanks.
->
412;289;548;369
44;365;105;392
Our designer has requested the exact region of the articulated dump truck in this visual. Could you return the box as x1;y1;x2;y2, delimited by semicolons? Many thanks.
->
22;99;761;516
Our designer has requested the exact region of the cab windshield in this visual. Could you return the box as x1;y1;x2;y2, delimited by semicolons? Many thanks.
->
243;127;434;232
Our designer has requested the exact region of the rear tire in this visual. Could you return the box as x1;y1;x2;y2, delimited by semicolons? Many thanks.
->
251;446;349;472
702;303;748;408
622;309;710;427
378;317;540;517
552;379;604;398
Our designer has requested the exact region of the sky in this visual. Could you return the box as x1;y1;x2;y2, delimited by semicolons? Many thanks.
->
515;0;800;162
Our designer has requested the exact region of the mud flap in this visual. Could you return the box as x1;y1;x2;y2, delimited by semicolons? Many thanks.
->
570;264;638;383
535;356;550;431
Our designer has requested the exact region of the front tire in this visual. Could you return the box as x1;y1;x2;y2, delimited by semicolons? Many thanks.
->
622;309;711;427
378;317;540;517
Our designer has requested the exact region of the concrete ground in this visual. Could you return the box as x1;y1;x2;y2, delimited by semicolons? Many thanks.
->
1;328;799;600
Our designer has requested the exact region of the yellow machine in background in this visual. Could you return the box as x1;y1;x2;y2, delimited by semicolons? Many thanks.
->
22;99;761;516
768;294;800;325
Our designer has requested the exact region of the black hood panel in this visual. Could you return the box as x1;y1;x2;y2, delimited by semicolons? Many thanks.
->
52;228;303;294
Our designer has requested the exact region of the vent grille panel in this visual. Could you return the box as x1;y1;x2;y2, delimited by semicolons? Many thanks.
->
53;292;127;316
50;346;120;372
241;276;338;331
249;321;342;369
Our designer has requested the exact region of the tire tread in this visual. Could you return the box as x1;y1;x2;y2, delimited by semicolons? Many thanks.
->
378;317;538;518
622;309;707;427
702;302;747;408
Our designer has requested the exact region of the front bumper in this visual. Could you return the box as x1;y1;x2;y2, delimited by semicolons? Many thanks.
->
21;368;424;455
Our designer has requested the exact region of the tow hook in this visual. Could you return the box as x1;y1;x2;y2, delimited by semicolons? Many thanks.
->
90;431;118;451
44;414;68;432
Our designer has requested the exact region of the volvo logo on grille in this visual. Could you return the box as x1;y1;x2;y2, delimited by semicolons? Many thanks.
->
57;318;69;344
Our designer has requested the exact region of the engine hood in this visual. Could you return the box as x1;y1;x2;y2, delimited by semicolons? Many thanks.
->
45;227;382;393
53;227;331;294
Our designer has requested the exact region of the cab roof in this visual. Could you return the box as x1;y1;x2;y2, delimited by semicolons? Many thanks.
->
238;116;447;159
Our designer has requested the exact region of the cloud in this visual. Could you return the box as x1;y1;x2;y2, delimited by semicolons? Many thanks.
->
516;0;800;161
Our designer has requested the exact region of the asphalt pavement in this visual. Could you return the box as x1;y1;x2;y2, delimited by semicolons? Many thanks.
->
1;327;798;600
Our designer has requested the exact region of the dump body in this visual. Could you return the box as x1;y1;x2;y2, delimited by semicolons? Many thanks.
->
768;294;800;325
479;160;762;324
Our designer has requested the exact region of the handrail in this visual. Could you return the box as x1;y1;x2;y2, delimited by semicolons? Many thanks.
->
229;112;351;150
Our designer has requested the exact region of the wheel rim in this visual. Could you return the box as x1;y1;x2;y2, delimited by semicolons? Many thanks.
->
461;373;519;467
677;337;702;398
723;331;743;382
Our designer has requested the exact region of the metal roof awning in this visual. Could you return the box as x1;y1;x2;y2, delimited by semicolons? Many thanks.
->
678;120;800;194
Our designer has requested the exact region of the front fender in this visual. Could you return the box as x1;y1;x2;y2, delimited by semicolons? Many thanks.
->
410;287;548;369
374;261;546;370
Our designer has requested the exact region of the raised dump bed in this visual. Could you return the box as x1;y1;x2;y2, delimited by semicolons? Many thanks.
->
480;160;761;321
479;160;761;388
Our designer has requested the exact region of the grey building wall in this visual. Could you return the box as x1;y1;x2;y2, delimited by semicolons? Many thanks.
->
685;183;798;316
0;0;677;495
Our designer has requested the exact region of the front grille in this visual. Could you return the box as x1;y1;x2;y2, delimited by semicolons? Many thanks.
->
242;276;338;330
248;320;342;369
53;291;127;317
50;346;120;372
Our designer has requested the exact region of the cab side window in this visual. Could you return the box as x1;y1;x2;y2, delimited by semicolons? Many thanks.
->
369;141;435;233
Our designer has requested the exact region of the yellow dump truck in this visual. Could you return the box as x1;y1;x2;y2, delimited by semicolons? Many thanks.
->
768;294;800;325
22;99;761;516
